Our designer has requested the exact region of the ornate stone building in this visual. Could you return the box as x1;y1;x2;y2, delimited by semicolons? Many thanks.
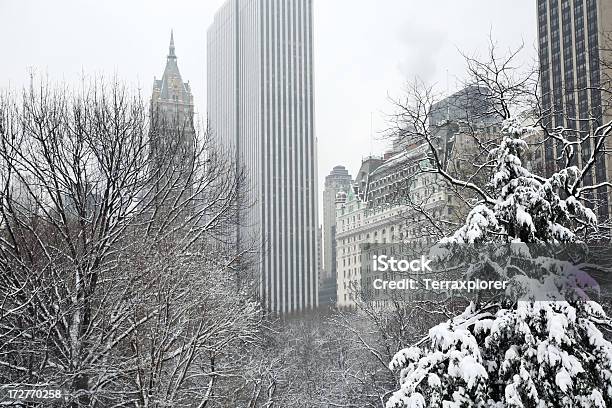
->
151;31;194;146
150;31;195;215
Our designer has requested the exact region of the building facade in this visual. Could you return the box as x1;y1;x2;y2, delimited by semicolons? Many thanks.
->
207;0;318;313
334;188;365;309
320;165;352;307
537;0;612;218
335;87;503;310
334;146;453;309
362;146;454;310
335;190;408;309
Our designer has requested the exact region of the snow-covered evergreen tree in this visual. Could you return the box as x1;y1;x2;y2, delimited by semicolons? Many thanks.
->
386;118;612;408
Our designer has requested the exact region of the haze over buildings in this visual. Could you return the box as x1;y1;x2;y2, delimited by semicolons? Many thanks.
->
0;1;538;230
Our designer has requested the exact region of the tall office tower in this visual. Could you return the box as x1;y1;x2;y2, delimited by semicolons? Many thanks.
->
320;165;352;306
537;0;612;218
207;0;318;313
150;31;195;210
428;85;499;127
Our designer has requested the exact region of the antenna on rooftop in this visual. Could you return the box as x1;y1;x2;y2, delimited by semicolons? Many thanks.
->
370;112;373;156
446;68;450;121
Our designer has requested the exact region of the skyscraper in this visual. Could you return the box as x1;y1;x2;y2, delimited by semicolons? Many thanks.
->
428;85;499;128
207;0;318;313
537;0;612;218
320;165;352;306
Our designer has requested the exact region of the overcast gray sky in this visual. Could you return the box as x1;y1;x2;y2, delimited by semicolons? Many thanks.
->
0;0;537;220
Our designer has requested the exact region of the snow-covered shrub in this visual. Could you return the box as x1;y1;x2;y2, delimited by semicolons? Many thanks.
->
387;288;612;407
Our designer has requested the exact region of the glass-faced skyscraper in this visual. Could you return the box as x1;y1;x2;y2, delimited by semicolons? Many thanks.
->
207;0;318;313
537;0;612;218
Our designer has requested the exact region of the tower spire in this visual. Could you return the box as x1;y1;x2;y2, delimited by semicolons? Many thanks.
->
168;29;176;59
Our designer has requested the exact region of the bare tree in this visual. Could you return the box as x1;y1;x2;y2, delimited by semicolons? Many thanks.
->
0;77;261;407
